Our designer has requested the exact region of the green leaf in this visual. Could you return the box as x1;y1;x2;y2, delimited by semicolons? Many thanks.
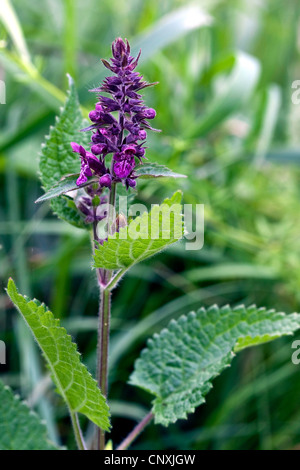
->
6;279;110;432
135;163;186;179
39;75;89;228
130;304;300;426
93;191;184;271
0;380;59;450
35;174;98;203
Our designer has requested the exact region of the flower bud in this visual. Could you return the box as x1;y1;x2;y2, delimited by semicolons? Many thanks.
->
91;144;106;155
100;173;112;188
112;37;127;59
116;214;127;231
138;130;147;140
143;108;156;119
89;110;102;122
127;178;137;188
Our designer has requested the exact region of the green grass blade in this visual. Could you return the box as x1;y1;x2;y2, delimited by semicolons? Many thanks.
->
131;5;212;62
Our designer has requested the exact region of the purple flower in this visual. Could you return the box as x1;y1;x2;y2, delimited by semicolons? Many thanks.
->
76;190;108;225
139;130;147;140
71;37;158;190
70;142;105;185
126;178;137;189
91;143;107;155
77;162;92;185
114;154;135;179
143;108;156;119
100;173;112;188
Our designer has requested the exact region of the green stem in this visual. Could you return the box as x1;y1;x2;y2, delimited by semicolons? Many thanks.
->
70;412;87;450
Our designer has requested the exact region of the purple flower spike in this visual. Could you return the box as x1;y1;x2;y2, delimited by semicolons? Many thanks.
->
71;37;158;194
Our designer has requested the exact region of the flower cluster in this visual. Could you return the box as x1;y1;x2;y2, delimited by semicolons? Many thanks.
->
71;37;158;191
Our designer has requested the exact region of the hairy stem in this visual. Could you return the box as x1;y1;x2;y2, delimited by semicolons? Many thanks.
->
97;289;111;395
116;412;154;450
70;412;87;450
106;267;128;291
95;182;116;450
96;287;111;450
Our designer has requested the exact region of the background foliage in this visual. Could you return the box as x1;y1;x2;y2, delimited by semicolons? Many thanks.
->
1;0;300;450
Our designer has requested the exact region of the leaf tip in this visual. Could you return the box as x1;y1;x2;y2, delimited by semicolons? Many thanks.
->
7;277;15;290
66;73;74;88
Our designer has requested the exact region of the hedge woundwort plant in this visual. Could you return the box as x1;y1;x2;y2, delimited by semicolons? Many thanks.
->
70;38;159;450
4;38;300;451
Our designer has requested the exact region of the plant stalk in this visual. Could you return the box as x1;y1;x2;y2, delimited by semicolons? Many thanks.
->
116;412;154;450
70;412;87;450
95;182;117;450
96;287;111;450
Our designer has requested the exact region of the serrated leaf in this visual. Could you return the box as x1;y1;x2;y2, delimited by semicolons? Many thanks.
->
35;174;98;203
135;163;186;179
130;304;300;426
93;191;184;270
39;75;89;228
6;279;110;432
0;380;60;450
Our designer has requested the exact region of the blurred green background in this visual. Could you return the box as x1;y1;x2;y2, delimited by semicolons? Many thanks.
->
1;0;300;450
